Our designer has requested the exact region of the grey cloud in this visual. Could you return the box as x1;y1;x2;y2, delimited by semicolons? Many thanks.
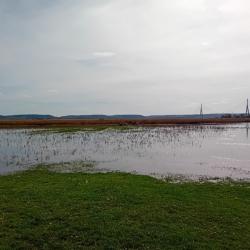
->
76;51;115;65
1;0;250;115
0;0;66;17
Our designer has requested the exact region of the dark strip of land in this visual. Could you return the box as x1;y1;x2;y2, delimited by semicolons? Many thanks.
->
0;117;250;128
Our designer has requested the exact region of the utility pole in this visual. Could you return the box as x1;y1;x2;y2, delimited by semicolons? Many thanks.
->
200;104;204;119
246;99;250;117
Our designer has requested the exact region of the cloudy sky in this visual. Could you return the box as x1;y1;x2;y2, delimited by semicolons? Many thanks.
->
0;0;250;115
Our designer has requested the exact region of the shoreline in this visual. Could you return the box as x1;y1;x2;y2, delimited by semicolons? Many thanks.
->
1;164;250;183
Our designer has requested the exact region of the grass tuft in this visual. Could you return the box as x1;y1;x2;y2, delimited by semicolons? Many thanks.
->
30;125;139;134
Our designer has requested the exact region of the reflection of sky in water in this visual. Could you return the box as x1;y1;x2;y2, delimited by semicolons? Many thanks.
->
0;124;250;180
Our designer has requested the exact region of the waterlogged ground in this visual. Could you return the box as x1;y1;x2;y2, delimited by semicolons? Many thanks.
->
1;124;250;180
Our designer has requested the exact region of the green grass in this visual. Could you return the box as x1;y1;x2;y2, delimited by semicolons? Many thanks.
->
0;168;249;249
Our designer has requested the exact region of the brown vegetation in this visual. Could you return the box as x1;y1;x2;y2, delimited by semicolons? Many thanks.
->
0;117;250;128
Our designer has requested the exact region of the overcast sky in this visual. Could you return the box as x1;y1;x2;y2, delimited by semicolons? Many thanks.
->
0;0;250;115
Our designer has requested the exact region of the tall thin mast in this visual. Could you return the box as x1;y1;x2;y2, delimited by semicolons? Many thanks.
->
246;99;250;116
200;104;203;118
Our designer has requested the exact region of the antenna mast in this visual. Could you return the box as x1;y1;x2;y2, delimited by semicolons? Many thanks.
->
246;99;250;117
200;104;204;119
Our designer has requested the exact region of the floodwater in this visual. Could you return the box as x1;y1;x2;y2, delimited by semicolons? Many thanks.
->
0;124;250;180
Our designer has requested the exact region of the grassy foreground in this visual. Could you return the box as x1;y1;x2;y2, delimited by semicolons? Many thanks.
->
0;168;250;249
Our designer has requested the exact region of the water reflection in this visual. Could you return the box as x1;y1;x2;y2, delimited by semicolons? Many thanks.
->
0;124;250;180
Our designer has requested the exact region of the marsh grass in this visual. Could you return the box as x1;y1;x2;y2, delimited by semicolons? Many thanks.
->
0;167;249;249
30;125;139;134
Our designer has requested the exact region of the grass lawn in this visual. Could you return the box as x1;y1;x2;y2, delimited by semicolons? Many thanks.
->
0;168;249;249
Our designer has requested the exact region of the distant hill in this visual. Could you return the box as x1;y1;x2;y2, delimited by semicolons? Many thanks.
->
109;115;145;119
0;114;55;120
147;114;224;119
61;115;108;119
0;113;229;120
60;114;145;119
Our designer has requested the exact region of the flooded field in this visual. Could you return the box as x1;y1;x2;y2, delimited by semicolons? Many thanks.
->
0;124;250;180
